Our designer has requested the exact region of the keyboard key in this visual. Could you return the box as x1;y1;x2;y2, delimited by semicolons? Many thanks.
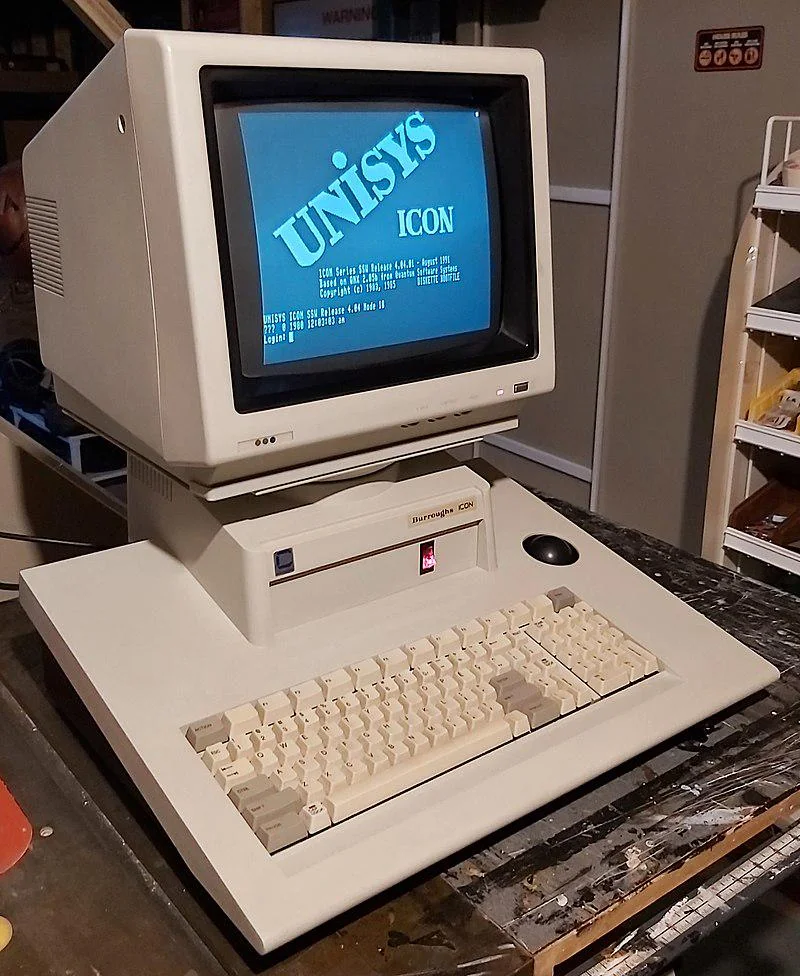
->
275;740;301;767
485;635;513;656
297;733;322;757
455;619;483;646
337;693;361;717
547;587;577;612
423;723;448;748
316;747;342;771
395;671;419;693
344;759;369;784
406;730;431;756
338;738;363;762
274;718;299;743
229;774;273;811
431;658;454;680
250;727;277;751
356;685;381;708
507;647;527;669
401;707;424;731
550;687;576;713
377;647;410;677
360;706;382;730
288;680;324;711
227;735;255;760
428;629;460;655
319;723;344;747
295;710;320;735
376;678;400;701
341;713;365;738
505;710;530;737
271;766;299;791
215;758;255;793
242;787;302;828
413;662;436;682
255;814;308;853
319;669;354;700
202;742;229;773
364;749;390;775
588;668;629;695
316;702;340;724
322;767;346;793
346;658;382;689
624;640;659;675
302;802;332;833
223;704;260;739
186;714;225;751
493;654;512;675
298;778;324;805
380;722;404;745
257;692;293;726
525;594;554;619
252;750;279;777
523;697;561;729
418;683;441;707
479;611;508;641
445;715;468;737
379;698;404;722
295;756;321;781
502;603;532;629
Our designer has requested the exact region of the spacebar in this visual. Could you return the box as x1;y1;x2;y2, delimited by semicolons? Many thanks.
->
327;721;512;822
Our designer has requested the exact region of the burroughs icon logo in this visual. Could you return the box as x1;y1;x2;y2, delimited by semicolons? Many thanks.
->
408;497;477;528
273;111;437;268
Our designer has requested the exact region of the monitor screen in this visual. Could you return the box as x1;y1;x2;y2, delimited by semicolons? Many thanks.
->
236;104;494;367
203;67;537;413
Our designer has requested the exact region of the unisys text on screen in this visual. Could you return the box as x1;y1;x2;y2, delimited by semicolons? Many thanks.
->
238;105;493;365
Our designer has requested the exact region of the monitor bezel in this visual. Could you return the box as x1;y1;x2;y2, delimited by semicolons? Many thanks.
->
200;65;538;414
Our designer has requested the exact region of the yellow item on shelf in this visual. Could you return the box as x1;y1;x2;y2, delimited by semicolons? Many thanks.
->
747;367;800;434
0;916;12;952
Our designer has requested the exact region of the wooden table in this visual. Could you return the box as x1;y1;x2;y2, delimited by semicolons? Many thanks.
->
2;497;800;976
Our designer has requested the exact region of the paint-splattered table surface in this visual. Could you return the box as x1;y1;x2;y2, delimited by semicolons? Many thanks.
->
2;496;800;976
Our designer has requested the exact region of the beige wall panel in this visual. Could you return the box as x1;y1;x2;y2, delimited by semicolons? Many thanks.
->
484;0;621;189
479;441;591;508
516;201;609;467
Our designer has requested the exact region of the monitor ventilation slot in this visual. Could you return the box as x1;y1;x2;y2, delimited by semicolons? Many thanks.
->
26;196;64;297
129;455;173;502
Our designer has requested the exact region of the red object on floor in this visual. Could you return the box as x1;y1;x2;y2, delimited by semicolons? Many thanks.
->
0;778;32;874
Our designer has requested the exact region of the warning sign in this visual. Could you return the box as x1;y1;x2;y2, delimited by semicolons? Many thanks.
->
695;26;764;72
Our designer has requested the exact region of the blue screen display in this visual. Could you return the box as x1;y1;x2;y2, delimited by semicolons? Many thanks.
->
237;105;493;366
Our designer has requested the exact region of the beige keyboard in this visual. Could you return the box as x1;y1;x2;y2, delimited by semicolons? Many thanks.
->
185;586;660;853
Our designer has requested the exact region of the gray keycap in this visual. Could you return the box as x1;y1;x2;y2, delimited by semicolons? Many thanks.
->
243;788;302;828
256;814;309;853
546;587;578;612
524;697;561;728
489;671;525;697
185;714;225;751
229;774;273;812
502;684;545;713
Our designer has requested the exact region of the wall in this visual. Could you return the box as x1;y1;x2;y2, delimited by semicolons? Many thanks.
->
480;0;621;503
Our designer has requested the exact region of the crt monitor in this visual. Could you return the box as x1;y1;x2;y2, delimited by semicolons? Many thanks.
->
22;31;554;490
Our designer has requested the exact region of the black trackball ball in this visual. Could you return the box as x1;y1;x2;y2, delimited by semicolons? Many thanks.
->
522;535;579;565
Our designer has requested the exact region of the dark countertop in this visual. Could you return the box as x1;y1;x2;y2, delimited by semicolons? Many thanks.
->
2;495;800;976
